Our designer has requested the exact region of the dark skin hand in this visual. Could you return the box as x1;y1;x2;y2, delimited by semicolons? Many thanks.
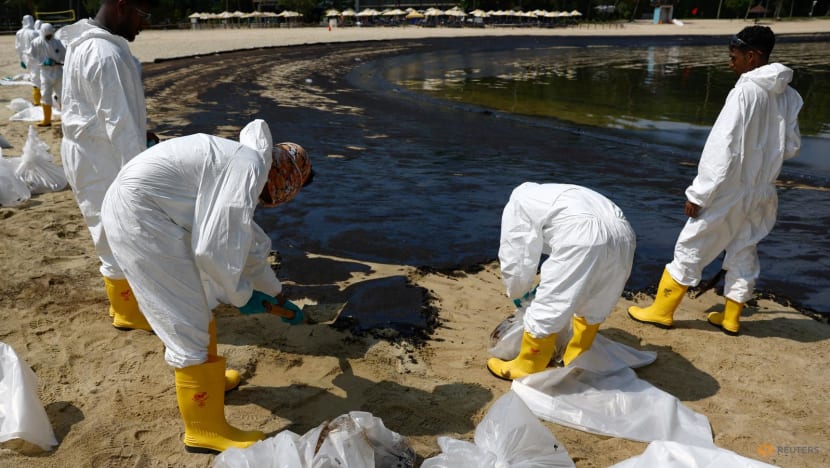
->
685;200;701;218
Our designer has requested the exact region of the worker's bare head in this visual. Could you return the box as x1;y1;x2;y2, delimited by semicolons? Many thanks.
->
259;143;314;207
729;26;774;75
97;0;156;42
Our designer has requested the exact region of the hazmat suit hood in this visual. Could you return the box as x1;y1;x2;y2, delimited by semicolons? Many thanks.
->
40;23;55;38
740;62;793;95
59;18;130;53
239;119;273;171
239;120;274;202
22;15;34;28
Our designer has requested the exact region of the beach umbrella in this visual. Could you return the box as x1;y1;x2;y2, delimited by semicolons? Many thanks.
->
356;8;377;17
406;11;425;19
218;11;233;19
445;6;467;17
188;12;201;19
326;9;340;17
570;10;583;16
341;9;356;17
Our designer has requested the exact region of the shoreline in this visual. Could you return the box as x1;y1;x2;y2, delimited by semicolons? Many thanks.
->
3;18;830;72
1;23;829;467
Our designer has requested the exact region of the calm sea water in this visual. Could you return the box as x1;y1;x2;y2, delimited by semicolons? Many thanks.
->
256;38;829;316
396;42;830;180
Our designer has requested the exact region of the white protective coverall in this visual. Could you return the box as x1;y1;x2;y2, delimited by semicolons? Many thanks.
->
666;63;802;304
29;25;66;106
101;120;281;368
500;183;636;337
15;16;38;69
60;19;148;278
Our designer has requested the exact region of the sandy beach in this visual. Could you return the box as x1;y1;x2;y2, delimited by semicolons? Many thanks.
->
1;20;829;467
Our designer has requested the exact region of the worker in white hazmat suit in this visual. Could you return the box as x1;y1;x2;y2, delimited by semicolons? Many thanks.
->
29;23;66;127
629;26;802;336
60;0;157;332
15;15;40;103
487;183;636;380
101;120;313;454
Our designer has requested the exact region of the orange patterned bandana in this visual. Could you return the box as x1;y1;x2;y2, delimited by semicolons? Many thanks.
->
260;142;310;207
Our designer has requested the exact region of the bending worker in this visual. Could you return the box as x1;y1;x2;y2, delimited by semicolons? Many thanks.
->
488;182;636;380
29;23;65;127
101;120;312;454
60;0;157;331
628;26;803;336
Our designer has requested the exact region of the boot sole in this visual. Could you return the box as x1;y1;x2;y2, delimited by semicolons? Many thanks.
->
112;325;155;335
486;363;514;382
627;312;673;329
707;320;739;336
184;445;220;455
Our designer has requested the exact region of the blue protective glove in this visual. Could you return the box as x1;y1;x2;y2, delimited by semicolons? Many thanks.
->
512;285;539;309
20;61;26;69
239;290;278;315
279;299;304;326
43;58;54;66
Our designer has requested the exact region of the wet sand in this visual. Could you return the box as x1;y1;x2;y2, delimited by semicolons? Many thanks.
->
1;21;829;467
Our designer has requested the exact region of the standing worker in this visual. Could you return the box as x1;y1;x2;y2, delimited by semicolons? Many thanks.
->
60;0;158;331
487;183;636;380
14;15;40;103
628;26;803;336
101;120;313;453
29;23;66;127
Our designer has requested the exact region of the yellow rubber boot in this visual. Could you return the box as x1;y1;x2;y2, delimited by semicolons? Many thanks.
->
104;277;153;332
562;316;601;366
175;356;265;454
37;104;51;127
208;319;241;392
487;331;556;381
33;87;41;106
707;299;743;336
628;268;688;328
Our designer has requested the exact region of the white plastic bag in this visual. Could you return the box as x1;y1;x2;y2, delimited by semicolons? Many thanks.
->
610;440;778;468
214;411;414;468
0;342;58;451
487;309;526;360
9;106;61;122
0;151;31;207
512;365;714;447
15;126;67;194
422;391;574;468
7;98;32;113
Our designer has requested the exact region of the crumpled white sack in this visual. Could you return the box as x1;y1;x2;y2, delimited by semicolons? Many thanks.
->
0;342;58;451
10;106;61;122
15;126;67;194
0;151;31;207
421;391;574;468
213;411;415;468
512;364;714;447
7;98;32;113
609;440;778;468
